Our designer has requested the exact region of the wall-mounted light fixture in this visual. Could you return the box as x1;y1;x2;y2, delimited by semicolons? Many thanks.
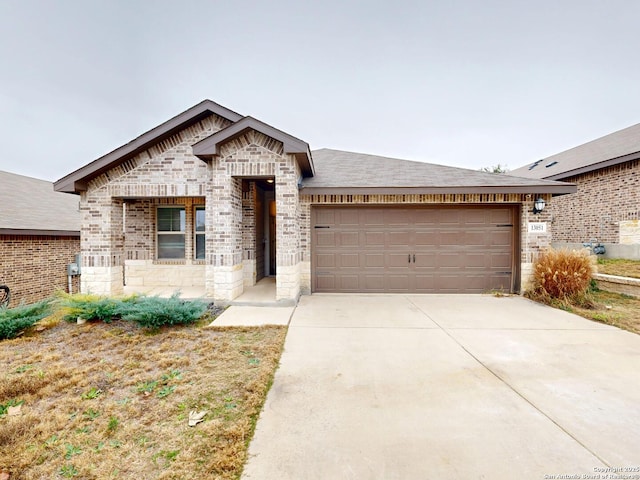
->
533;197;546;214
266;178;274;184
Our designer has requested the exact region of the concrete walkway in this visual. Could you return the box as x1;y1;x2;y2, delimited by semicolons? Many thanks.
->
242;294;640;479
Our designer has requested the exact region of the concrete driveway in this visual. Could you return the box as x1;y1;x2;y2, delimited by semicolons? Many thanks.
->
242;295;640;479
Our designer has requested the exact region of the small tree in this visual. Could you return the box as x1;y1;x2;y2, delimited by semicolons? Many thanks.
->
480;164;509;174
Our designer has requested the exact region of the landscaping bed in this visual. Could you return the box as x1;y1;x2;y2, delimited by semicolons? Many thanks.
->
0;311;286;479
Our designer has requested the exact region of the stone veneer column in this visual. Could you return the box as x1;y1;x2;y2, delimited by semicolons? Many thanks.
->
80;193;125;295
275;156;302;301
207;170;243;303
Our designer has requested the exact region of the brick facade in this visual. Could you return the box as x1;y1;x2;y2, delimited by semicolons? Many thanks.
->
73;106;558;301
0;234;80;307
79;114;304;303
550;159;640;244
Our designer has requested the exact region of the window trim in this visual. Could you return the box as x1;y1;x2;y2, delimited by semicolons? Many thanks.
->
194;205;205;261
156;206;186;260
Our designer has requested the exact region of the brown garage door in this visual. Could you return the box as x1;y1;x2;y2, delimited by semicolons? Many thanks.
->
312;206;518;293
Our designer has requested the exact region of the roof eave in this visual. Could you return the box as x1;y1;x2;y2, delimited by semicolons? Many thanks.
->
300;184;577;196
53;100;243;194
0;228;80;237
543;150;640;181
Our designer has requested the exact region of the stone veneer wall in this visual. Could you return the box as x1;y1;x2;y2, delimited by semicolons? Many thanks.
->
550;159;640;244
299;193;552;294
0;234;80;307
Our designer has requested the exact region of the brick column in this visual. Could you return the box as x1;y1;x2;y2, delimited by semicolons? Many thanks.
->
275;156;302;301
80;192;124;295
207;171;243;303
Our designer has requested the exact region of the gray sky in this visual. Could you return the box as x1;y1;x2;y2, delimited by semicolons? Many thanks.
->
1;0;639;181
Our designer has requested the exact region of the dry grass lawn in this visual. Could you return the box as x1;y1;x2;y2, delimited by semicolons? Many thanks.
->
597;258;640;279
0;316;286;479
568;289;640;335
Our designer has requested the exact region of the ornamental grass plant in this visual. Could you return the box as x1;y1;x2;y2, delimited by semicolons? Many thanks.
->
528;248;594;306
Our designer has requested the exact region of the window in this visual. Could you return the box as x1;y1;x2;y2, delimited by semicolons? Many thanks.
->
157;207;185;259
195;206;205;260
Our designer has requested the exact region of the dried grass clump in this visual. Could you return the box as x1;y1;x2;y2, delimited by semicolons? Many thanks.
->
529;248;594;302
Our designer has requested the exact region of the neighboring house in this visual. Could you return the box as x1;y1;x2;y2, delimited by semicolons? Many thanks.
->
54;100;574;304
0;171;81;307
510;123;640;258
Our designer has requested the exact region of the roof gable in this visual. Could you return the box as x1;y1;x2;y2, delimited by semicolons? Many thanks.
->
192;116;314;177
511;122;640;180
54;100;243;194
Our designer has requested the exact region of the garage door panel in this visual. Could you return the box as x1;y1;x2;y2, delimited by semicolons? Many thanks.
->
491;252;512;269
388;231;410;246
339;231;360;247
315;274;336;291
462;209;488;225
387;253;410;268
316;231;336;247
386;275;410;291
339;253;360;268
338;275;360;290
385;209;412;225
364;231;385;247
414;232;437;247
312;206;516;294
364;253;385;267
316;253;336;268
490;208;513;224
339;210;360;226
364;275;385;290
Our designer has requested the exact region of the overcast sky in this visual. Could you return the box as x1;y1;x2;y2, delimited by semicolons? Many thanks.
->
1;0;639;181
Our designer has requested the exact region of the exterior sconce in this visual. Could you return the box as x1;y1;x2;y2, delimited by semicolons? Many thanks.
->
533;197;546;214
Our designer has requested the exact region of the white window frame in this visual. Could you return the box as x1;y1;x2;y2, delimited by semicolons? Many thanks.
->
156;206;186;259
194;205;205;260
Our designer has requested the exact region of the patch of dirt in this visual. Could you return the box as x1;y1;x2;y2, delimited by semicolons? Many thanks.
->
0;319;286;480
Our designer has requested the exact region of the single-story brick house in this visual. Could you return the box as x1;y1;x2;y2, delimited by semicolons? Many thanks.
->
1;171;81;307
54;100;575;304
510;123;640;258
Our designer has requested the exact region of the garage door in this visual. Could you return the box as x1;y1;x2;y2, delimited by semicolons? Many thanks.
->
311;206;517;293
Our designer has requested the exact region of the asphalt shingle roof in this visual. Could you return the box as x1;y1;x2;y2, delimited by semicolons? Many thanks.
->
0;171;81;233
510;122;640;180
303;149;574;194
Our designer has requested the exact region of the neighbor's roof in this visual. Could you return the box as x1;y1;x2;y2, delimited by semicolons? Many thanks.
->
302;149;576;195
0;171;80;235
510;122;640;180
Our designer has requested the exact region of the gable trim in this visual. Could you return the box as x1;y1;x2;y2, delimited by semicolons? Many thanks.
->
192;116;315;177
54;100;243;194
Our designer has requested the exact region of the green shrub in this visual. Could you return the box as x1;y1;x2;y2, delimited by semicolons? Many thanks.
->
56;292;208;329
119;294;208;329
530;248;594;301
57;292;137;323
0;300;52;340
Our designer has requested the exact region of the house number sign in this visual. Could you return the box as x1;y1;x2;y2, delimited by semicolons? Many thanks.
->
528;222;547;233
